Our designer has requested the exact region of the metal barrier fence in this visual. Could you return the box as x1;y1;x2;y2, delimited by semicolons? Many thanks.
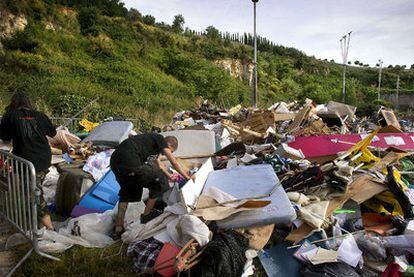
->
49;117;82;133
0;150;58;276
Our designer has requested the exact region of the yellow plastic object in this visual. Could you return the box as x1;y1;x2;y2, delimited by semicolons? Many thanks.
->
344;127;381;168
79;119;99;132
363;190;404;216
392;169;408;191
345;127;380;157
354;149;381;169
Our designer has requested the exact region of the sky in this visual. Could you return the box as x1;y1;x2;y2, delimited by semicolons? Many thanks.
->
123;0;414;67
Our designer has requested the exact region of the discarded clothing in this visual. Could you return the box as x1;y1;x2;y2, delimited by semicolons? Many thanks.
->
83;149;114;181
192;230;249;277
48;126;81;152
127;238;163;273
282;166;325;192
166;214;210;247
308;247;338;265
299;201;330;229
356;235;387;262
122;204;186;244
381;262;402;277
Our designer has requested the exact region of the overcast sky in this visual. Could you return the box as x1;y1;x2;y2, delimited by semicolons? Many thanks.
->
123;0;413;67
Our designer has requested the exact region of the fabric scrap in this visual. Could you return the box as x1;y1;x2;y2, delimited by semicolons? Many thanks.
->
166;214;210;247
127;237;163;273
308;248;338;265
192;230;249;277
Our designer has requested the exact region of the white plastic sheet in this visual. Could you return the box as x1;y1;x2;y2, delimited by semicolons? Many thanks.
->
39;210;116;253
42;166;60;205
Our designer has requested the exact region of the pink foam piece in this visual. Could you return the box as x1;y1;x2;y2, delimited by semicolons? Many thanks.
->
288;132;414;158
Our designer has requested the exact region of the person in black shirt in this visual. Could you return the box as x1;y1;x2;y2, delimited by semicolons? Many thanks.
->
110;133;194;235
0;92;57;230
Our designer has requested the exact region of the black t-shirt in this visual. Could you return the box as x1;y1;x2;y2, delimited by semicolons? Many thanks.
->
0;109;57;172
111;133;168;174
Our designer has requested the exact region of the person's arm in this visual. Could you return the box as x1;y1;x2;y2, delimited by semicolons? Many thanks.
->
162;148;194;181
42;113;57;138
155;157;174;180
0;113;13;142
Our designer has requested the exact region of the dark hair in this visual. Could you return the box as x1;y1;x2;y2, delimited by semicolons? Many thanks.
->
165;136;178;151
5;92;34;113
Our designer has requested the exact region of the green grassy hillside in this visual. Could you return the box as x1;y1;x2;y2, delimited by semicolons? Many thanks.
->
1;0;413;128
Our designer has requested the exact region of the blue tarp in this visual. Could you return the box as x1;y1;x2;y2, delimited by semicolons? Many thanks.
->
78;170;120;212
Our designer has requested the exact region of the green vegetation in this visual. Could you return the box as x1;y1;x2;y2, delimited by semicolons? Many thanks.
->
16;242;136;276
1;0;414;128
1;1;413;275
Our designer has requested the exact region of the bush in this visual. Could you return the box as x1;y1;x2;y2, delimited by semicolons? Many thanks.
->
77;7;100;36
2;24;39;52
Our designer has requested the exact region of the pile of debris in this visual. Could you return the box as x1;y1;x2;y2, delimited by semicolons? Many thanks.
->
5;97;414;276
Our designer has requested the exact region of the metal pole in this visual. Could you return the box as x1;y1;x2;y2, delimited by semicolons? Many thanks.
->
252;0;258;108
342;63;347;103
340;31;351;103
378;59;383;102
396;75;400;109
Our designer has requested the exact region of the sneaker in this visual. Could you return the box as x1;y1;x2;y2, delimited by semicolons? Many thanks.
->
140;209;163;224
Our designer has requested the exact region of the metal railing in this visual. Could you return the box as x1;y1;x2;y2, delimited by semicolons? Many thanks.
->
0;150;58;276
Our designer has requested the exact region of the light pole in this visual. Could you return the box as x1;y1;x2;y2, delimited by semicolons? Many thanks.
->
340;31;352;103
396;75;400;109
377;59;383;102
252;0;258;107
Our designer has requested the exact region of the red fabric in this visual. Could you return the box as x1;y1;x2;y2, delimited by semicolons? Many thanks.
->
381;262;402;277
154;243;181;277
288;133;414;158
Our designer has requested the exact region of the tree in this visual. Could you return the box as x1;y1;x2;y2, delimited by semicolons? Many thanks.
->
127;8;142;22
172;14;185;33
142;15;155;25
205;26;220;40
411;64;414;69
354;60;360;65
347;61;351;65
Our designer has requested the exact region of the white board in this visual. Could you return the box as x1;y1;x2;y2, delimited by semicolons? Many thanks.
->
161;130;216;158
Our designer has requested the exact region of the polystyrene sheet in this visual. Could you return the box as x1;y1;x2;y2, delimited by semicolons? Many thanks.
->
180;158;214;209
83;121;133;147
202;164;296;228
161;130;216;158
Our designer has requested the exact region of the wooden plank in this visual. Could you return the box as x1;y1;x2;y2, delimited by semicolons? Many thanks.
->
287;105;312;133
274;113;296;122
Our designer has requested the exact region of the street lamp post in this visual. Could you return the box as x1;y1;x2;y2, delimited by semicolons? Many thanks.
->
340;31;352;103
252;0;259;107
377;59;383;102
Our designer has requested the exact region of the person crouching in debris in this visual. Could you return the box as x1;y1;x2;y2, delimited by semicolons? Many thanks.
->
0;92;57;230
111;133;195;236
